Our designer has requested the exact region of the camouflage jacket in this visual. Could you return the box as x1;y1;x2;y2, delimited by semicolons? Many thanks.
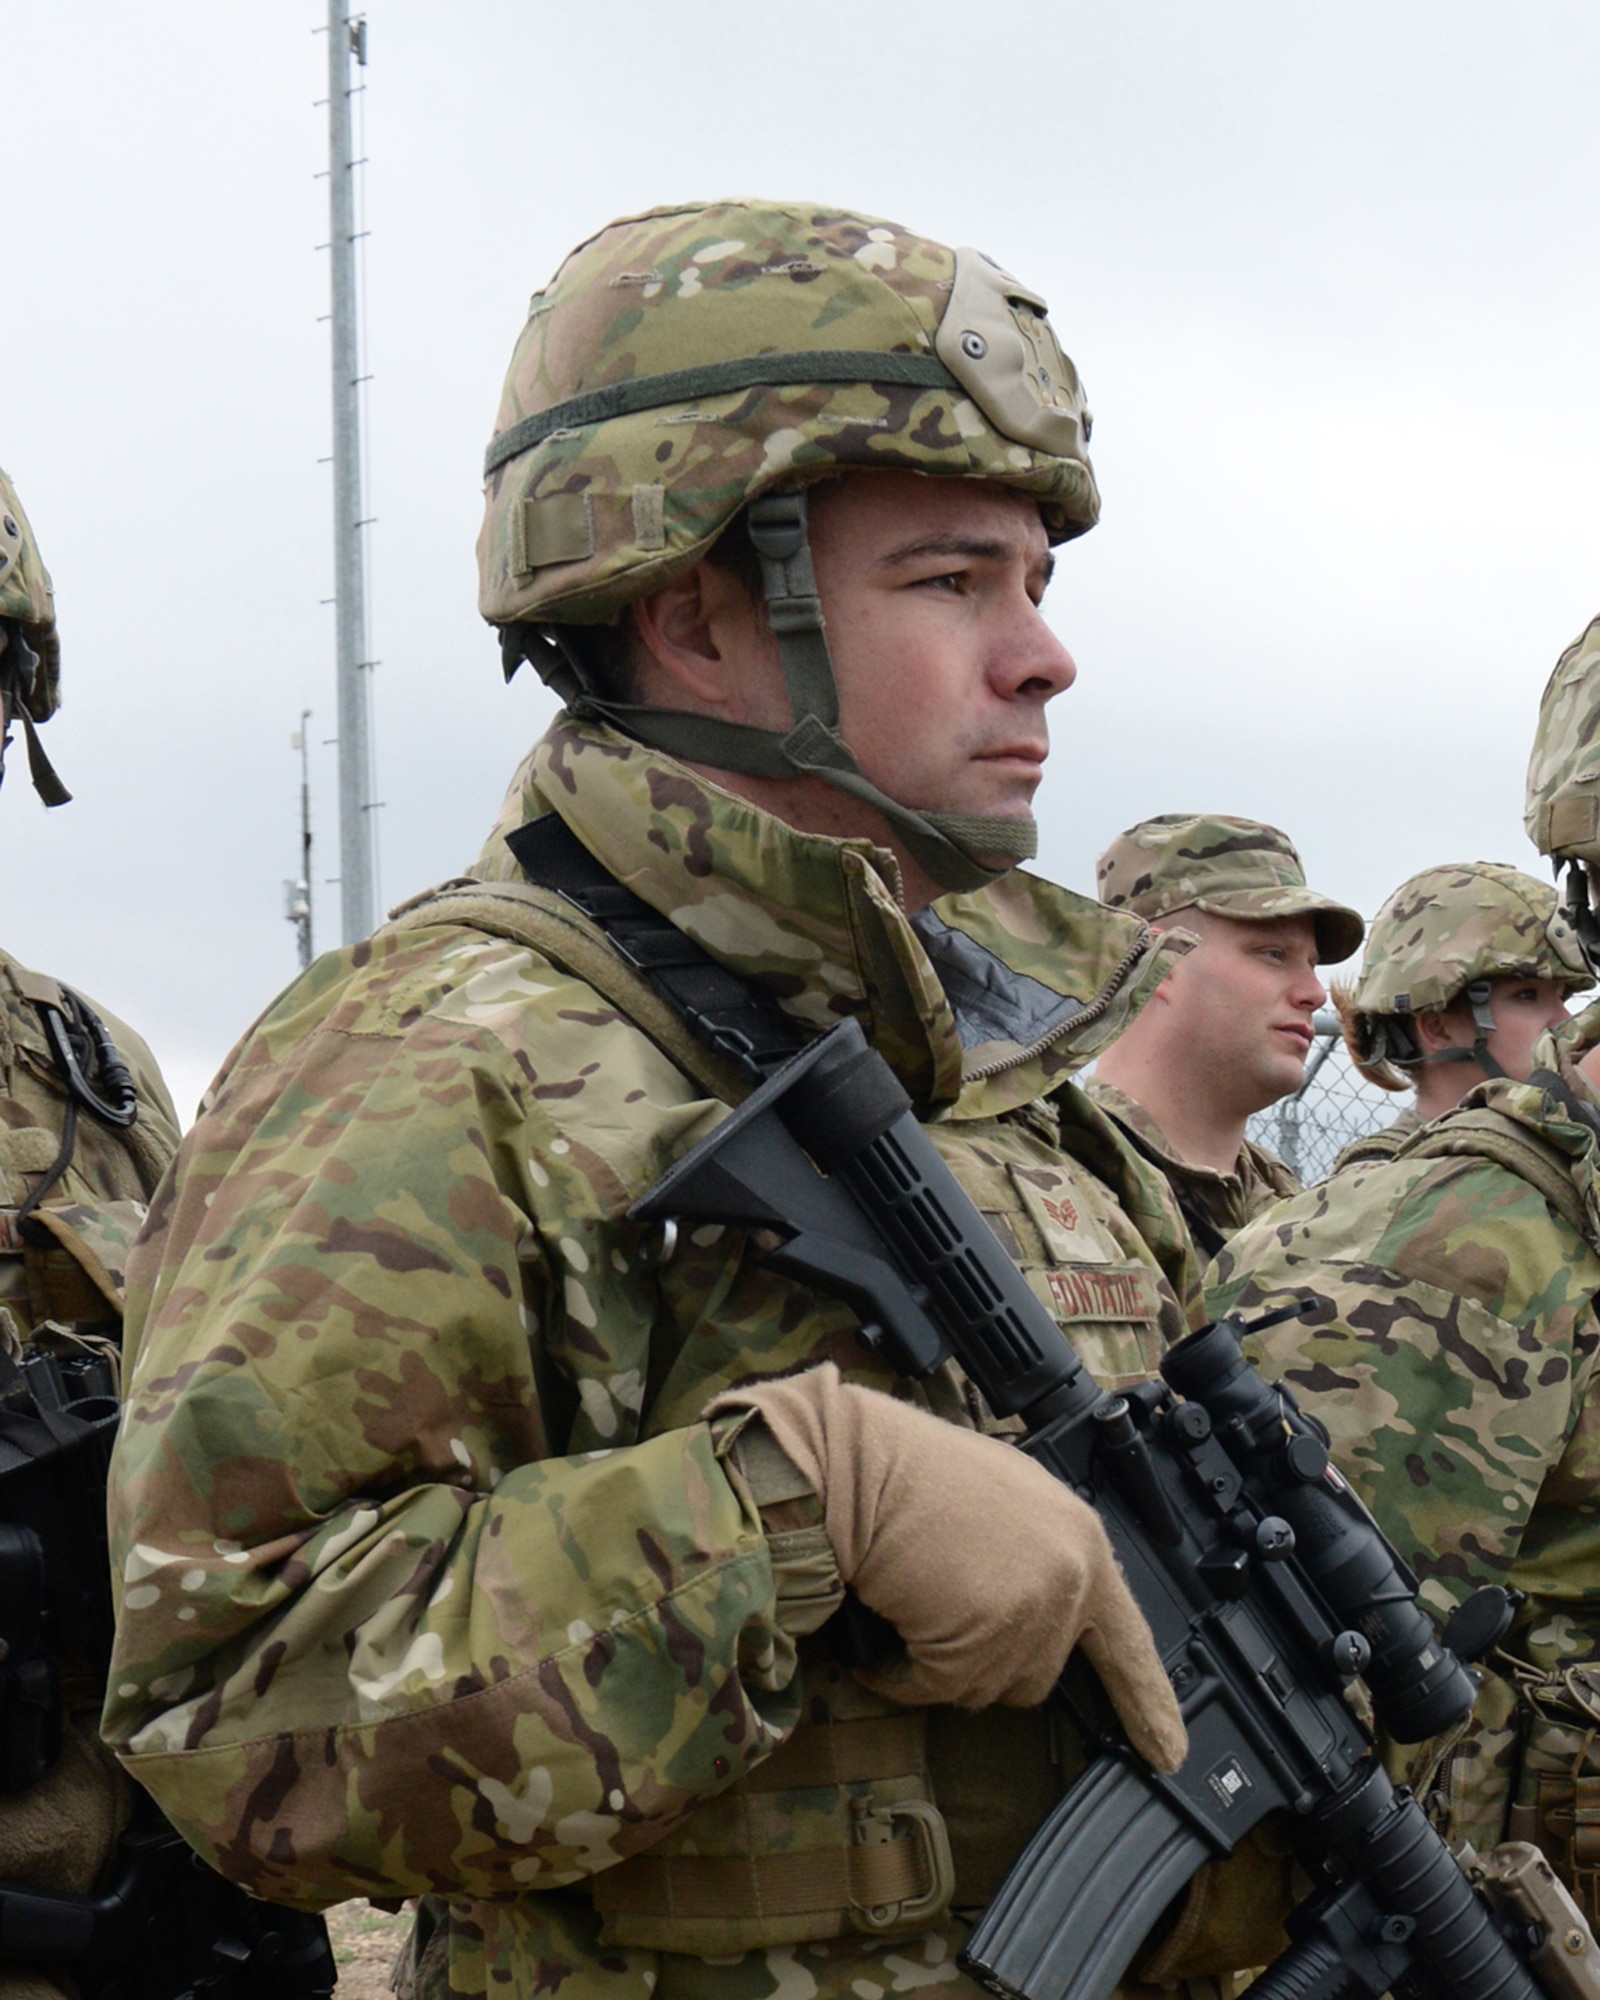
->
1083;1078;1299;1255
103;717;1209;2000
1207;1003;1600;1860
0;947;180;1340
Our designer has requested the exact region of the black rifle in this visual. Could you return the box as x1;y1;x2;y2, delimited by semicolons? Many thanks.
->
1;1790;336;2000
0;1343;335;1998
632;1016;1573;2000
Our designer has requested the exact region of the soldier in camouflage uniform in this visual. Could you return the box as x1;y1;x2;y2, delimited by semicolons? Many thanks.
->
1207;848;1600;1917
100;202;1295;2000
0;467;182;1997
1328;862;1590;1172
1089;815;1361;1255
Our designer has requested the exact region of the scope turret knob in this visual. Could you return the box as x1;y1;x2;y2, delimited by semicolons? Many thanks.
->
1281;1434;1328;1483
1172;1404;1211;1442
1255;1517;1295;1561
1327;1630;1371;1677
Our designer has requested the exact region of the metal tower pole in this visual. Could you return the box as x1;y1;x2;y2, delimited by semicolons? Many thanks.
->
327;0;376;942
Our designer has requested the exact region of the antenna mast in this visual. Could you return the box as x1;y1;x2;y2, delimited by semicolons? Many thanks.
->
326;0;377;942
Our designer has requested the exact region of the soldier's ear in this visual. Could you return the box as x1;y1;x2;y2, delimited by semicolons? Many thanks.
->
632;559;768;709
1413;1007;1462;1055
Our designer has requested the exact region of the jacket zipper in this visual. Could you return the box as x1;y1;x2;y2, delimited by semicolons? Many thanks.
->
961;926;1157;1084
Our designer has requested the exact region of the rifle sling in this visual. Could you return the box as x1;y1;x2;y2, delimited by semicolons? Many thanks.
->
387;813;810;1107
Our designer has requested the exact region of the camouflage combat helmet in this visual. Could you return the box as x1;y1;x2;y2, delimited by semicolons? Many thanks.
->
1338;862;1588;1088
479;198;1098;892
1095;813;1364;962
0;465;69;806
1526;612;1600;972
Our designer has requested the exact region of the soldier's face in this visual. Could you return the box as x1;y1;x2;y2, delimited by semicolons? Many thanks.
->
1158;912;1327;1114
632;471;1077;909
1426;975;1574;1082
801;473;1077;839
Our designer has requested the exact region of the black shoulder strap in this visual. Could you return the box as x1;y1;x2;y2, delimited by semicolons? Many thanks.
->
504;813;808;1089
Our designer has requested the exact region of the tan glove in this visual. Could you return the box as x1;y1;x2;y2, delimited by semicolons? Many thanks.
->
710;1364;1187;1772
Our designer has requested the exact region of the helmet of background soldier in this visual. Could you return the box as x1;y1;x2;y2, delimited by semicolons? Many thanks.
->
478;198;1098;893
1095;813;1364;964
1526;612;1600;973
0;465;70;806
1336;862;1589;1089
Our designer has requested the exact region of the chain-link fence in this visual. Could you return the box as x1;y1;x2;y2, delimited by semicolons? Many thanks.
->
1245;1010;1405;1183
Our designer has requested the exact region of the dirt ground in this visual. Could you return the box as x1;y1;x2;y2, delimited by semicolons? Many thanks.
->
326;1899;413;1999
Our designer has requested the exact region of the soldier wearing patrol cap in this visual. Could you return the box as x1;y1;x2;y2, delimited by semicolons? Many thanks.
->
1328;862;1590;1170
1208;640;1600;1917
1089;814;1362;1255
0;466;183;1997
102;202;1295;2000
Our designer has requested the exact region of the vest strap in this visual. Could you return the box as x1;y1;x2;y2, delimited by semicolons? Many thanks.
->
594;1828;930;1925
742;1712;926;1793
385;878;758;1108
1399;1106;1592;1243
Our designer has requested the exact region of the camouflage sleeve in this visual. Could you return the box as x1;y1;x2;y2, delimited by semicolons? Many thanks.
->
103;930;804;1911
1205;1158;1600;1627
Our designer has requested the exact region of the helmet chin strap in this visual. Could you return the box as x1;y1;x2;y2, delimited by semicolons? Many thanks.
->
508;492;1036;896
1562;860;1600;981
1413;979;1506;1080
0;625;70;807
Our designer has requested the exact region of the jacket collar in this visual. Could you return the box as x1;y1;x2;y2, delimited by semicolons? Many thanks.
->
469;715;1184;1116
1085;1080;1249;1188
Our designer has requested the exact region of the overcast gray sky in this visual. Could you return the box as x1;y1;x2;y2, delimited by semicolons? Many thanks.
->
8;1;1599;1116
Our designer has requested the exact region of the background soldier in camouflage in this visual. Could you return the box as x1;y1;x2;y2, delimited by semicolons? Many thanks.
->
1208;848;1600;1916
103;202;1300;2000
1330;861;1590;1171
0;466;181;1999
1089;814;1361;1255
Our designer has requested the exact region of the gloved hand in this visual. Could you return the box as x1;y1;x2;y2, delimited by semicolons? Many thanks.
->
709;1364;1187;1772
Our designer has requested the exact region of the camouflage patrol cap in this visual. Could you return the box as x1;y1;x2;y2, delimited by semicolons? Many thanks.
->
1526;613;1600;867
479;198;1098;629
0;465;68;807
1342;862;1589;1086
1095;814;1363;964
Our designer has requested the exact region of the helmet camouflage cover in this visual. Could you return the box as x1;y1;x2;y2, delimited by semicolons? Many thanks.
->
476;199;1099;893
0;465;68;805
479;198;1098;628
1342;862;1589;1085
1526;612;1600;868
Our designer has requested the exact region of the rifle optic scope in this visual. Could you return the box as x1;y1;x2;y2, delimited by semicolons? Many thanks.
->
1161;1319;1476;1744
